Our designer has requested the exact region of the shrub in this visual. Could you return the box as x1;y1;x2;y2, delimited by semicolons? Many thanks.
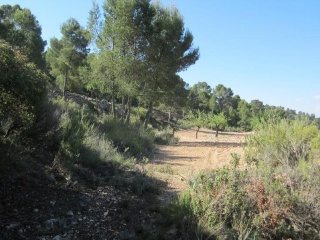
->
0;40;49;174
98;115;155;158
55;99;93;161
155;127;179;145
0;40;48;142
245;117;320;167
166;117;320;239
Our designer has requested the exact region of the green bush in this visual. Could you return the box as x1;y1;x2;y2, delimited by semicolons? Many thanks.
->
155;127;179;145
0;40;49;174
0;40;47;142
53;97;156;166
246;117;320;167
55;99;93;161
98;115;155;158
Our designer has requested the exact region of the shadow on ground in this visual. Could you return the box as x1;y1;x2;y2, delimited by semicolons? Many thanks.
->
0;148;174;239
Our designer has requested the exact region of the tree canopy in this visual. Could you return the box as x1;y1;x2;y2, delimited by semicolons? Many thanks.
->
87;0;199;122
46;18;89;96
0;4;46;69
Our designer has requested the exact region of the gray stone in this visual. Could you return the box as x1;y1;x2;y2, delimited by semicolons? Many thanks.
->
44;219;59;230
52;235;61;240
47;173;56;181
66;211;74;217
6;223;20;230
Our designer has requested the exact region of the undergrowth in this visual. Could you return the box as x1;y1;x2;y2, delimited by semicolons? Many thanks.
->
165;117;320;239
155;127;179;145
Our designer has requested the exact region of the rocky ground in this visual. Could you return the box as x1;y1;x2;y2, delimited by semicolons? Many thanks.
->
0;171;164;239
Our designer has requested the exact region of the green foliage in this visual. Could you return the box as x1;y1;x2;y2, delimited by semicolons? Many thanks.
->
0;4;46;69
98;115;155;158
46;18;89;95
57;101;94;160
155;127;179;145
206;112;228;136
237;99;252;131
182;110;206;138
0;40;47;142
167;117;320;239
183;110;205;129
57;101;155;159
250;99;264;116
212;84;234;114
187;82;211;112
246;116;320;167
88;0;199;122
53;98;151;163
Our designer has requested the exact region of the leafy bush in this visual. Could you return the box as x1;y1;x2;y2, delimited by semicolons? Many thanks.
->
155;127;179;145
0;40;48;142
0;40;49;175
246;117;320;167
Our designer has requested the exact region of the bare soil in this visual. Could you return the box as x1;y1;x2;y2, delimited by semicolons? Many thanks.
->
149;129;248;202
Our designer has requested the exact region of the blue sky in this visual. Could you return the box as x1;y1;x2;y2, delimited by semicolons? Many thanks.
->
3;0;320;116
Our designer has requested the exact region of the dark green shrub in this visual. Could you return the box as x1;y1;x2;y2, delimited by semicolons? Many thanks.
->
0;40;47;142
155;128;179;145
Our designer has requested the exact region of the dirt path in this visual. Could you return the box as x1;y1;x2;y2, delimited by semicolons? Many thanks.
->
148;129;248;201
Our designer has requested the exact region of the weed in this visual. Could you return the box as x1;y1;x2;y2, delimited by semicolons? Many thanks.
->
157;164;175;175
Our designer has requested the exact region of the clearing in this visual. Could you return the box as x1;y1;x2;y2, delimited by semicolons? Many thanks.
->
148;129;249;202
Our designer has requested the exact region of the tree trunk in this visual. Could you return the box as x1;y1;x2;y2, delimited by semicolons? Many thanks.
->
111;34;116;120
63;72;68;99
125;98;132;124
196;126;200;139
111;77;116;120
120;97;125;121
215;126;219;137
144;101;153;128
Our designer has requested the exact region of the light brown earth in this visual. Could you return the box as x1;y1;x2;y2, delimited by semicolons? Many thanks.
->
148;129;249;202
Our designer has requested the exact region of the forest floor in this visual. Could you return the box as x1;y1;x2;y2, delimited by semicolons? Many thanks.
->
0;129;248;239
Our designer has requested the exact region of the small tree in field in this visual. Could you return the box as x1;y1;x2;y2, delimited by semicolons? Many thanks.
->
183;110;206;139
207;112;228;137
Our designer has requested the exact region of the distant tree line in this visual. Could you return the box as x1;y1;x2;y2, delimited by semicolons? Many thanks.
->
185;81;320;131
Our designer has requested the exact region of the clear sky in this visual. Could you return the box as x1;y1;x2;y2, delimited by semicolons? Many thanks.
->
3;0;320;116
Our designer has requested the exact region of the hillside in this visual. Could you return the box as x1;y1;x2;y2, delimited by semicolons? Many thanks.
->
0;129;244;239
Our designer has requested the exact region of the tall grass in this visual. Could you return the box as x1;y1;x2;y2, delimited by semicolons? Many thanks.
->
98;115;155;158
53;97;157;163
49;97;166;194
